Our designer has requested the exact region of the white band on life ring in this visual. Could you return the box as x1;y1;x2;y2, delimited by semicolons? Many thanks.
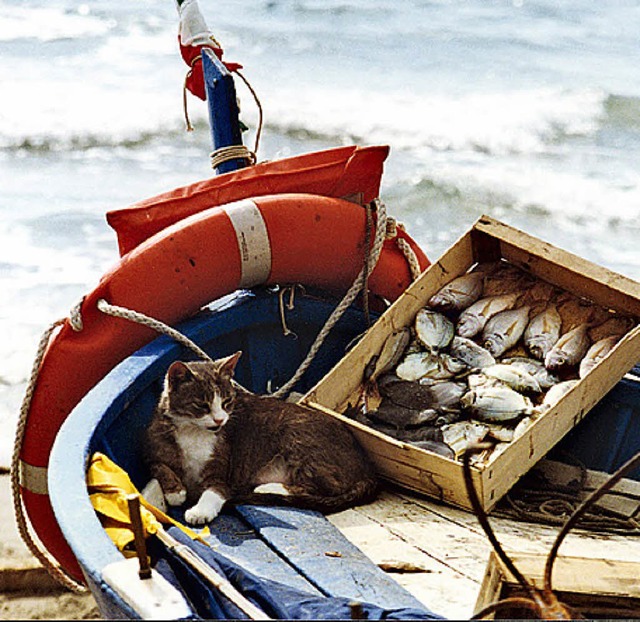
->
223;199;272;288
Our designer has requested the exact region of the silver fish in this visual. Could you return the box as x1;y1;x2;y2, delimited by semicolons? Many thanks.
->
579;335;619;379
415;308;454;352
441;421;489;456
428;380;467;411
370;328;411;381
396;351;466;382
482;306;531;358
461;385;533;423
544;323;591;371
456;293;520;338
538;379;579;411
449;336;496;369
428;272;484;312
501;356;560;390
481;363;542;394
524;304;562;360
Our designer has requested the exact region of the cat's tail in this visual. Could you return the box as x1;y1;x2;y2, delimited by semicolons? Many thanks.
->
233;479;379;513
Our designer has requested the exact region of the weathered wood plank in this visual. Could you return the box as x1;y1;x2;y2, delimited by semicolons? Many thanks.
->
328;505;477;620
235;504;427;611
205;511;321;595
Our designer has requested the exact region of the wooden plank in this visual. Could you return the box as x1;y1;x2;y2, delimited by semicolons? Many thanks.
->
328;506;477;620
205;511;322;596
235;504;427;611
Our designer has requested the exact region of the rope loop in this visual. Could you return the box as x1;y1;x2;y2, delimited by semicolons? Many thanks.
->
210;145;257;171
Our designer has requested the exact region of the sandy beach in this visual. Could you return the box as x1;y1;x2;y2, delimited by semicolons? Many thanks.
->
0;473;99;620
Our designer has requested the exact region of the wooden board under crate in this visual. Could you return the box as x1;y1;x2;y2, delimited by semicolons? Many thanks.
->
475;550;640;618
302;215;640;512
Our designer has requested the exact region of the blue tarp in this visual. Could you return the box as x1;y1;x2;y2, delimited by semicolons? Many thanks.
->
155;527;444;620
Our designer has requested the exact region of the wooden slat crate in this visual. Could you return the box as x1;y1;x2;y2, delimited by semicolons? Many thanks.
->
303;215;640;512
475;550;640;618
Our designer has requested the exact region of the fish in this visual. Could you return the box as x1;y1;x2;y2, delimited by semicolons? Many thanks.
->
501;356;560;390
370;328;411;381
537;379;579;411
557;297;609;332
480;363;542;394
544;323;591;371
367;400;439;429
449;336;496;369
441;421;490;456
377;374;435;410
461;385;533;423
482;306;531;358
482;264;530;297
428;272;484;312
456;293;520;338
589;315;635;343
396;351;466;382
579;335;619;378
414;308;454;352
427;380;467;411
524;304;562;360
484;423;516;443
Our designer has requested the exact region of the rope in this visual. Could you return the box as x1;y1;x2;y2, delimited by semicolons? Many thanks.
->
11;318;87;593
271;199;388;399
234;69;264;156
96;299;214;363
210;145;257;171
386;218;422;281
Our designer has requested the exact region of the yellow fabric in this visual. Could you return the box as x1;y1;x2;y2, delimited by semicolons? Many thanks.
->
87;452;209;554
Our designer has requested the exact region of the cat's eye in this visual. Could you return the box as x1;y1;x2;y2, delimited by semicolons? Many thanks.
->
191;402;210;416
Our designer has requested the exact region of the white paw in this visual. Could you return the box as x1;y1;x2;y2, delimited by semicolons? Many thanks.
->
141;478;167;512
253;482;290;496
184;489;226;525
165;489;187;507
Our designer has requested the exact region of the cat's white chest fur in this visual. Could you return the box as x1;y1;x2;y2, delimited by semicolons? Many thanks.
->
175;423;218;490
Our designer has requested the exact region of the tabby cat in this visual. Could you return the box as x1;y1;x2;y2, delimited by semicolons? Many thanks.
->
144;351;378;525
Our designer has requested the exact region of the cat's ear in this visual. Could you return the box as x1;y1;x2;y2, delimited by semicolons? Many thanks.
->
167;361;194;387
218;351;242;377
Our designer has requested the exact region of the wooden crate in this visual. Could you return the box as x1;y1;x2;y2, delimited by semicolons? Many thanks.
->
475;551;640;618
303;215;640;511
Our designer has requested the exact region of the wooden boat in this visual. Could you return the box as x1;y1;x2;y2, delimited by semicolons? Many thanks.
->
46;287;640;619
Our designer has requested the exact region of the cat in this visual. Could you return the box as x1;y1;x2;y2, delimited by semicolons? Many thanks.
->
143;351;378;525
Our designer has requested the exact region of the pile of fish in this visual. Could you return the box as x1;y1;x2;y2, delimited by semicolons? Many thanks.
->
345;260;637;464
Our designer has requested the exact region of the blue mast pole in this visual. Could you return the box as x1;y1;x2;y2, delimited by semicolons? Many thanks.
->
201;49;248;175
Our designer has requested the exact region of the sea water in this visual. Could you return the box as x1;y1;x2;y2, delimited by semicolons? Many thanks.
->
1;0;639;466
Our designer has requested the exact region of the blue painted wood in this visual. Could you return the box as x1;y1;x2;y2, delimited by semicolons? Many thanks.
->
552;365;640;479
200;511;322;596
235;505;427;611
202;49;246;174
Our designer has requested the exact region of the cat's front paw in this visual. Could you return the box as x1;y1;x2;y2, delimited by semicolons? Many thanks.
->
184;489;226;525
165;488;187;507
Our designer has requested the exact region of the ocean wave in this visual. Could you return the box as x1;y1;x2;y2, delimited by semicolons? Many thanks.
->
0;5;113;42
258;84;608;156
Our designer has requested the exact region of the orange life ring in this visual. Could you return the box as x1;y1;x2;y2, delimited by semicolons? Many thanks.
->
20;192;429;581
